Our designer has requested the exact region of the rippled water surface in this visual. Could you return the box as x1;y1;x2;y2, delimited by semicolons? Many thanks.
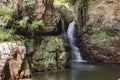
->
32;62;120;80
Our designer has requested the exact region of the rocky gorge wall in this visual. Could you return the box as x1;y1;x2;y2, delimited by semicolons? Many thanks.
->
0;0;120;79
76;0;120;63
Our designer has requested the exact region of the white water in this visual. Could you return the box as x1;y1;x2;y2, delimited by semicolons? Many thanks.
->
67;21;84;62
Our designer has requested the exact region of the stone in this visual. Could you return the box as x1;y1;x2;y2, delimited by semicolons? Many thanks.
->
55;4;73;23
105;0;114;3
0;42;26;79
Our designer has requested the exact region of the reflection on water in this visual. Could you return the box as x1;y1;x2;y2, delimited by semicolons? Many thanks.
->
32;70;70;80
32;62;120;80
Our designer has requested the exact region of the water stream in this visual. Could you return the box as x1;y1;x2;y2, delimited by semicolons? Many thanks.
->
32;63;120;80
67;21;84;62
61;18;65;33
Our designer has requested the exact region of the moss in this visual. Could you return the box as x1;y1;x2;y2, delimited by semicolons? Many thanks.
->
35;37;57;68
34;36;66;69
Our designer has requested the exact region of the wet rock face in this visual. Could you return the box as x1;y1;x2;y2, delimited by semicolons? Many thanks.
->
79;0;120;63
0;42;26;79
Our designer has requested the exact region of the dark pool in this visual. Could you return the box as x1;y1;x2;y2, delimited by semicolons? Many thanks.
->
32;62;120;80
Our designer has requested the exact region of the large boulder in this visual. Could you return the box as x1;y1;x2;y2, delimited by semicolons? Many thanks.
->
78;0;120;63
0;42;26;80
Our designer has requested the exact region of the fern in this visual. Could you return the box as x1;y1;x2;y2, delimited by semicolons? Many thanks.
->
17;16;29;28
0;28;15;41
31;20;44;28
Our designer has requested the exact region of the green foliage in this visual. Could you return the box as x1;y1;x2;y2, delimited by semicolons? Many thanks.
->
89;21;120;45
37;41;46;52
0;4;17;27
17;16;44;29
18;36;29;45
31;20;44;28
36;37;61;68
37;41;56;68
89;21;99;33
0;18;5;26
92;32;120;45
92;32;110;44
54;0;71;8
0;27;15;41
17;16;29;28
44;51;56;68
0;4;17;20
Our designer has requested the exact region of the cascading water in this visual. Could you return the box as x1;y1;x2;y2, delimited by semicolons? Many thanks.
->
61;18;65;33
67;21;84;62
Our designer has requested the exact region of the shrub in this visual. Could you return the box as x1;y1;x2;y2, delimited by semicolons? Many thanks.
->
17;16;29;28
0;4;17;20
0;27;15;41
31;20;45;28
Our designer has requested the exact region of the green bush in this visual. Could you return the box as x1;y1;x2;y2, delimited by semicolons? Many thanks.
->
0;4;17;20
0;28;15;41
31;20;45;28
17;16;29;28
0;4;17;27
17;16;44;29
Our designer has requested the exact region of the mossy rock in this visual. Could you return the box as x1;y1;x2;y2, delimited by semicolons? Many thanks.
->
31;36;69;71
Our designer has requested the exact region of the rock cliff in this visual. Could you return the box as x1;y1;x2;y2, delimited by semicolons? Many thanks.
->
77;0;120;63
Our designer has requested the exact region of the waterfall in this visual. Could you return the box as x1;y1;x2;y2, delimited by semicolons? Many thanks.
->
61;18;65;33
67;21;84;62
